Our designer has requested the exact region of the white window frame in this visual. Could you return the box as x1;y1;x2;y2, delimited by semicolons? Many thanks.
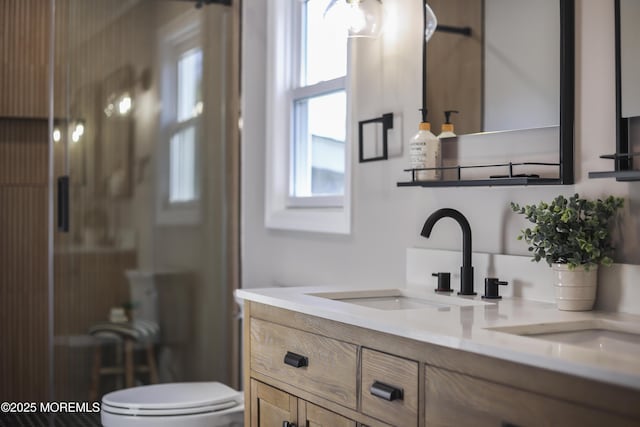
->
156;10;203;226
265;0;352;234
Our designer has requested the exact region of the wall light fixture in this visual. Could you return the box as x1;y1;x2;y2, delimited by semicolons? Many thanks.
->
105;92;133;117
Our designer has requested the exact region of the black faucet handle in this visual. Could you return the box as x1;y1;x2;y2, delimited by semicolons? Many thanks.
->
483;277;508;299
432;272;453;293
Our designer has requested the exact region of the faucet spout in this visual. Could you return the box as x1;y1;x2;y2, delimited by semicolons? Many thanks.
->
421;208;475;295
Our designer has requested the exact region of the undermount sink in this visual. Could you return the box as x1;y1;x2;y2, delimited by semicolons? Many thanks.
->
309;288;490;311
488;319;640;355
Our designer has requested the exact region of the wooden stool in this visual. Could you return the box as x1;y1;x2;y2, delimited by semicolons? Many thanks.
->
88;322;159;401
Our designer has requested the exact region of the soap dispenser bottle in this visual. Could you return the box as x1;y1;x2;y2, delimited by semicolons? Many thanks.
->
438;110;459;139
409;108;441;180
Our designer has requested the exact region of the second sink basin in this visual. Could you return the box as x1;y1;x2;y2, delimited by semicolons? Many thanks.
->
488;319;640;355
309;288;490;311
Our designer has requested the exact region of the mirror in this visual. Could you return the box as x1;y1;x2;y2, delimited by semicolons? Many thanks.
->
618;0;640;168
426;0;562;136
620;0;640;119
99;65;134;198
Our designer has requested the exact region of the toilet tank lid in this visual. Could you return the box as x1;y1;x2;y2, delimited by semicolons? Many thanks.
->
102;382;242;410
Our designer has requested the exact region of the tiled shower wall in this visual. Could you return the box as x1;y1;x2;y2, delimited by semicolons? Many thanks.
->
0;0;52;401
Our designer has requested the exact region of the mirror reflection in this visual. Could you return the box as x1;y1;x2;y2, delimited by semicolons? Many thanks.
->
620;0;640;119
100;65;134;199
426;0;560;136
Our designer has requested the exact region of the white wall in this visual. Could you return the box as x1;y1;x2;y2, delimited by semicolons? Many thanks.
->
241;0;639;290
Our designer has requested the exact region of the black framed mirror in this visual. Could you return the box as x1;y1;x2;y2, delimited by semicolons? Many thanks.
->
589;0;640;181
399;0;574;187
615;0;640;174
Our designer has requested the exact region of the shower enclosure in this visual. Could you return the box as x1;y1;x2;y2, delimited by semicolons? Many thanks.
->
0;0;240;405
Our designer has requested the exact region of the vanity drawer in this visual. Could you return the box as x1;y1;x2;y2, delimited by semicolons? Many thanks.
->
424;366;637;427
361;348;419;427
250;318;358;409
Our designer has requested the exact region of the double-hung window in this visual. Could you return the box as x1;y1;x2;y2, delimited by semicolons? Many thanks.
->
265;0;351;233
157;11;203;225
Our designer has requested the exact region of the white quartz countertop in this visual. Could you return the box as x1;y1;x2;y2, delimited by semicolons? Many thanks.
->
236;284;640;391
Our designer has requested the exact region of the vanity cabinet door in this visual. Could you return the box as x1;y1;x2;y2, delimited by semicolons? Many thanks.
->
251;380;298;427
299;400;356;427
424;366;637;427
250;380;297;427
250;379;356;427
361;348;419;427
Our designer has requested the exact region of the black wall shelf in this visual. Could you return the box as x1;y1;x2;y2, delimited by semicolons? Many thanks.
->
397;161;565;188
588;152;640;181
588;170;640;181
397;177;563;188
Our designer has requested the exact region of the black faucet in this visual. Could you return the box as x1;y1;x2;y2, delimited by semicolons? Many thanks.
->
420;208;476;296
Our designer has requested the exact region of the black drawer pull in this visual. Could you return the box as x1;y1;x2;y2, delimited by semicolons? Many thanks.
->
370;381;403;401
284;351;308;368
502;423;520;427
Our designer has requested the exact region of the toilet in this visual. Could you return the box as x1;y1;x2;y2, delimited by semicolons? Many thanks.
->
101;382;244;426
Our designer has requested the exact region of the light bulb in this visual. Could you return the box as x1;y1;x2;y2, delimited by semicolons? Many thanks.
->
346;1;367;33
53;128;61;143
75;123;84;136
104;103;114;117
425;3;438;42
118;95;132;115
324;0;383;39
193;101;203;117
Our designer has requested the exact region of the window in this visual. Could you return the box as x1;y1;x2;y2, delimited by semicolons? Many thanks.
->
157;11;202;225
265;0;351;233
170;48;202;203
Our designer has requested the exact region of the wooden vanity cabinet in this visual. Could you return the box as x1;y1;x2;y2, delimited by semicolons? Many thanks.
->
243;301;640;427
245;302;405;427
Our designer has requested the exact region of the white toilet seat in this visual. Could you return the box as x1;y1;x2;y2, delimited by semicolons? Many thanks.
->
102;400;238;417
101;382;244;426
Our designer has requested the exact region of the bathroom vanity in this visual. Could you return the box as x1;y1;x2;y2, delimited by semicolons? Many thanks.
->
238;286;640;427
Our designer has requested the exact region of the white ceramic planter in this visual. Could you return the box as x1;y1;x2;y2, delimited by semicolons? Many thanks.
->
552;263;598;311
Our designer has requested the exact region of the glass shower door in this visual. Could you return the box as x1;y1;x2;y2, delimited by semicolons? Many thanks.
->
52;0;240;402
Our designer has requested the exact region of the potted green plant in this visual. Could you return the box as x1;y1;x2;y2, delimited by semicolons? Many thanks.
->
511;193;624;311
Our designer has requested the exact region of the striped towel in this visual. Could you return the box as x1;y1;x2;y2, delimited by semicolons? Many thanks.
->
88;320;159;341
